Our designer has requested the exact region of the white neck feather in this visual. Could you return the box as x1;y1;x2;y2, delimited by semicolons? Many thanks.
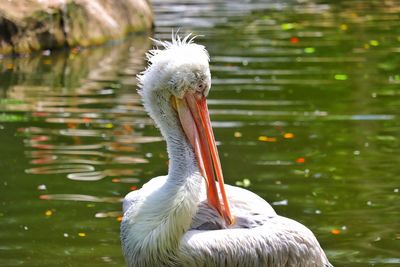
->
121;88;204;266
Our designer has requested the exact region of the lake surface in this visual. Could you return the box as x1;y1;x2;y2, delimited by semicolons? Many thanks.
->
1;0;399;266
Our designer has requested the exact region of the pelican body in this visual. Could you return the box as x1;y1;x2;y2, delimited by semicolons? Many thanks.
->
121;34;332;267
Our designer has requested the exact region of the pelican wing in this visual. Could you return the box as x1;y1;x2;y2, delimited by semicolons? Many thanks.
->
182;216;332;267
186;185;332;267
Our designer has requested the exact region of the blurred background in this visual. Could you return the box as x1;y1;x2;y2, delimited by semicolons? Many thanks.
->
0;0;399;266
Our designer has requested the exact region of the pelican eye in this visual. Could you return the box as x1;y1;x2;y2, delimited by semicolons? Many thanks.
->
196;80;206;94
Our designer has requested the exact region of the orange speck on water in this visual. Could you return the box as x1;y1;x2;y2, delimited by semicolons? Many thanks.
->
82;117;92;123
258;136;267;141
130;186;138;191
296;157;305;163
117;216;123;222
123;124;133;133
331;229;341;235
39;195;50;200
67;123;77;129
290;37;299;43
32;112;49;117
111;178;121;183
258;136;277;142
283;133;295;139
71;47;80;54
31;144;53;149
31;135;49;142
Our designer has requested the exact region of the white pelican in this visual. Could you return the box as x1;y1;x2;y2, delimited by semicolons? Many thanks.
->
121;34;332;267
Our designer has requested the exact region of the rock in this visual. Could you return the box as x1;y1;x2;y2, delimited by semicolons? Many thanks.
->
0;0;153;55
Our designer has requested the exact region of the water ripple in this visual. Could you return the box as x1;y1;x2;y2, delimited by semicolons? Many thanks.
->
39;194;121;203
26;165;95;174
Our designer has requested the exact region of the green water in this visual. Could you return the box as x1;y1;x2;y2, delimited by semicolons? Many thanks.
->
1;1;399;266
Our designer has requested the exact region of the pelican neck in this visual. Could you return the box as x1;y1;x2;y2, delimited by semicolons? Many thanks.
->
164;128;200;184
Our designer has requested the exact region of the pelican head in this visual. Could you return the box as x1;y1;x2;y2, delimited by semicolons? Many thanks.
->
138;34;233;225
138;34;211;131
139;34;211;98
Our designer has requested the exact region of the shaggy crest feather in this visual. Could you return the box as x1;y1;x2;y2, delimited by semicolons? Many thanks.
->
137;33;209;95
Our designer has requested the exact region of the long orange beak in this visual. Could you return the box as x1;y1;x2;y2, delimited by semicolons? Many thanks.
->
174;92;234;226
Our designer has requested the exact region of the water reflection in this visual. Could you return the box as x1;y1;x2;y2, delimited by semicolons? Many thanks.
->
2;36;163;185
39;194;121;203
0;36;164;266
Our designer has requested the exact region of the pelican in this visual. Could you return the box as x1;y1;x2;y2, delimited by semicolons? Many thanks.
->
121;34;332;267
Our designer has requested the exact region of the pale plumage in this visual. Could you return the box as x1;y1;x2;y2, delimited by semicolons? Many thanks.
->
121;34;332;267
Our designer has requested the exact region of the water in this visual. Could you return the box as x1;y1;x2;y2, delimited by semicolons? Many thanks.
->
1;1;399;266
